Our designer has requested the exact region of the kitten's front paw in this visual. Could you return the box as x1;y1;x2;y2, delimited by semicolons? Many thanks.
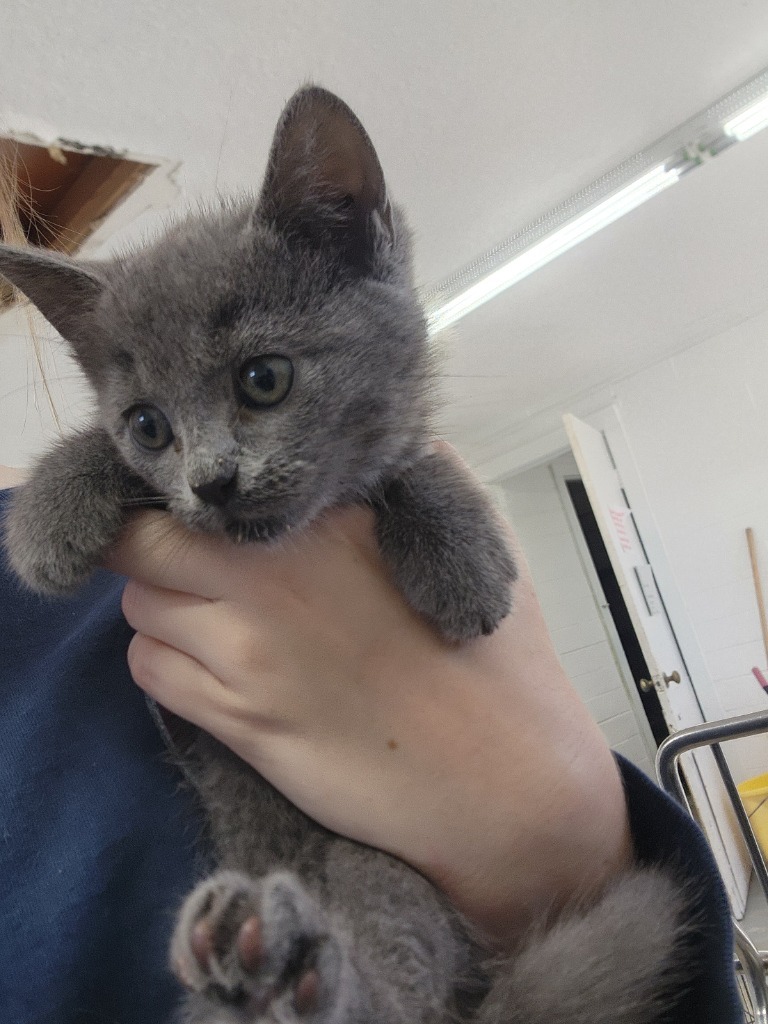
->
374;452;518;643
434;552;516;642
2;428;136;596
395;535;517;643
4;482;119;594
173;870;345;1023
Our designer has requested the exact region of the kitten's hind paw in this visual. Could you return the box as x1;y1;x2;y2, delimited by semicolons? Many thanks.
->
173;870;346;1023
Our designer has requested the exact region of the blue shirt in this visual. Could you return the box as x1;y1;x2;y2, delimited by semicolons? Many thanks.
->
0;488;742;1022
0;489;205;1023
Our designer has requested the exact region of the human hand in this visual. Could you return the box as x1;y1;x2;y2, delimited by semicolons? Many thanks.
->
0;465;27;488
106;466;630;950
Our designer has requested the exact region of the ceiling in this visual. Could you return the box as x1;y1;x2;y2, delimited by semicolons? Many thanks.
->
2;0;768;469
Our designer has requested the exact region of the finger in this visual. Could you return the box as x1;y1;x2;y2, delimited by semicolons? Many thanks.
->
127;634;290;761
430;438;460;459
104;511;241;599
122;581;214;654
105;506;379;597
0;465;28;488
121;580;269;685
306;503;379;564
127;632;234;729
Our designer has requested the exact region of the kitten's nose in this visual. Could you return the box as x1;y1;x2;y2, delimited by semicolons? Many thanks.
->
190;466;238;507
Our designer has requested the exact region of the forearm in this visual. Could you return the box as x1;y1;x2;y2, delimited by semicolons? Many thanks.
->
416;663;633;951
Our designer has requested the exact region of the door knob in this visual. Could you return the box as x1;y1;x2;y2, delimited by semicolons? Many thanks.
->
639;671;681;693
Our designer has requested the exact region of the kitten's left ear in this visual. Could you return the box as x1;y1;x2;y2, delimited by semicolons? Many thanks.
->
259;86;394;270
0;244;105;353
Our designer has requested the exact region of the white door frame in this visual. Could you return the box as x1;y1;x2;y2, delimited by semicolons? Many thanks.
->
548;451;658;766
484;401;728;734
589;404;727;724
561;408;750;914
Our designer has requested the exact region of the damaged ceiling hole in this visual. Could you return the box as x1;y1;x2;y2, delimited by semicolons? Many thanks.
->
0;138;154;307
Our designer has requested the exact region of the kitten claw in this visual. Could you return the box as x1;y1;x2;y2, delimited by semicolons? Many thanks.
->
173;956;196;990
294;967;320;1015
236;915;264;973
190;919;215;971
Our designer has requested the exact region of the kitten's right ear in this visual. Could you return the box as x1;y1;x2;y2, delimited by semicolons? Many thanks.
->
0;243;104;348
258;86;393;272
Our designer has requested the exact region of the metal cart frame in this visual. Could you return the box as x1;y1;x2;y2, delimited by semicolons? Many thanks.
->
657;709;768;1023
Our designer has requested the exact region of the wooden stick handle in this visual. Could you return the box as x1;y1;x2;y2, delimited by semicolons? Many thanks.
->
747;527;768;666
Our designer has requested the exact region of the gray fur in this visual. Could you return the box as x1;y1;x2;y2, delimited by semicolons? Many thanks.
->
0;86;688;1022
476;867;693;1024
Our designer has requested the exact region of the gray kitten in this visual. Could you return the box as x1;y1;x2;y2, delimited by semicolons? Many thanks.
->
0;87;689;1024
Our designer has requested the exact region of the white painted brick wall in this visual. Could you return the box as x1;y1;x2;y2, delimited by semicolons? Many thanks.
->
501;464;654;776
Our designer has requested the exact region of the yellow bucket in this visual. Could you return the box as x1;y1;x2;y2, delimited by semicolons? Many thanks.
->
738;774;768;859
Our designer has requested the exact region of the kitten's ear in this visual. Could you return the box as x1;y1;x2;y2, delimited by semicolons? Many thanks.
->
259;86;394;269
0;243;104;346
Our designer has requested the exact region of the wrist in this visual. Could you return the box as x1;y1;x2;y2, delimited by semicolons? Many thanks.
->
416;702;632;952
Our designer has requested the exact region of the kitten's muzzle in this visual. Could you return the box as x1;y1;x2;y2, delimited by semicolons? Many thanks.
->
190;466;238;507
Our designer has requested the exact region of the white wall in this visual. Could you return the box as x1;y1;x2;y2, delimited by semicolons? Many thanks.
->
610;306;768;784
500;461;655;776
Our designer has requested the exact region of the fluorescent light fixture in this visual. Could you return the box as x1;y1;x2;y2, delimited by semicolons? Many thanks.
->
426;68;768;336
427;164;679;335
723;95;768;141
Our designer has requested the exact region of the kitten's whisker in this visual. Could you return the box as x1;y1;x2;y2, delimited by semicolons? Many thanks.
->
158;523;197;575
120;496;171;507
435;372;515;380
121;495;171;503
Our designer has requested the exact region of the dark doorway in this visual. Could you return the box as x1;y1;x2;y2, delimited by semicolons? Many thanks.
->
565;477;669;746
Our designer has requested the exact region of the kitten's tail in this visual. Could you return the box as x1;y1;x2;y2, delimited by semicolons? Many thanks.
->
475;866;692;1024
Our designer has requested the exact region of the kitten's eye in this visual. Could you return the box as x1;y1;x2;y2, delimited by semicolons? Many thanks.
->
238;355;294;408
127;405;174;450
